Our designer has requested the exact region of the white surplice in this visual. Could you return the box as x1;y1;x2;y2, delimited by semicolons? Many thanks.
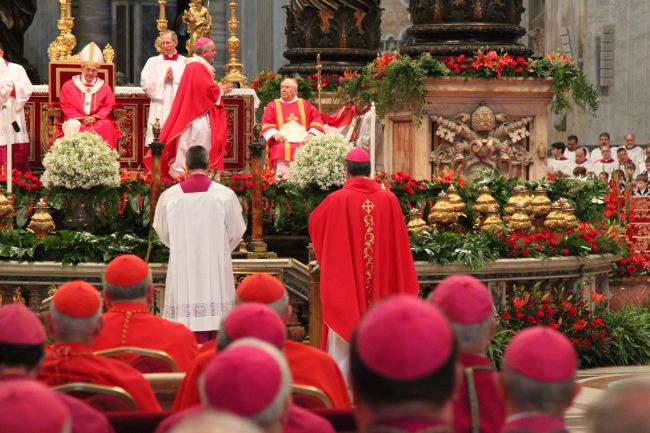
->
140;54;186;145
0;60;32;146
153;181;246;331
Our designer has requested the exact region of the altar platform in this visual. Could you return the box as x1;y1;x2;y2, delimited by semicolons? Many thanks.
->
21;86;257;172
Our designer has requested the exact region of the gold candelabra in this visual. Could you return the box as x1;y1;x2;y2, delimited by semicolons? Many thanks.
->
316;53;322;111
223;0;248;87
48;0;77;62
155;0;169;53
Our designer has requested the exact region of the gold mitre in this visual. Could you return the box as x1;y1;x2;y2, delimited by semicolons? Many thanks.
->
279;120;308;143
79;42;105;67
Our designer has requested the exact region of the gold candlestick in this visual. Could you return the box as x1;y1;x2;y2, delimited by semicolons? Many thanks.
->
155;0;169;53
223;0;248;87
316;53;323;112
48;0;77;62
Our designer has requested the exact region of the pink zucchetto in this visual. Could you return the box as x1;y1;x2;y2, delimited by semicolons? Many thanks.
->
429;274;494;324
0;304;46;345
504;327;577;382
195;37;211;48
203;342;286;417
355;295;453;380
345;147;370;163
0;380;70;433
223;304;286;350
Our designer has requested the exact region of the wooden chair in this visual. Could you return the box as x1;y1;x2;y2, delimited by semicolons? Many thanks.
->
43;44;124;151
291;384;333;409
53;382;137;412
143;372;185;411
95;347;178;373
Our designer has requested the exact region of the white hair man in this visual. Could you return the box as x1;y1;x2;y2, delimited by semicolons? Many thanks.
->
261;78;324;177
141;30;186;145
587;379;650;433
38;280;161;411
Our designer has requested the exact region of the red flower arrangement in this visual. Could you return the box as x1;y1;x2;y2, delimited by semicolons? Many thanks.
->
444;50;532;79
499;285;611;363
371;52;400;79
613;253;649;278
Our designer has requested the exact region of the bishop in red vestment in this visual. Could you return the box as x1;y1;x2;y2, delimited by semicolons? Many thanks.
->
261;78;324;176
309;148;419;373
92;254;198;372
38;281;161;412
58;42;122;149
0;303;115;433
500;327;578;433
145;38;232;178
429;275;505;433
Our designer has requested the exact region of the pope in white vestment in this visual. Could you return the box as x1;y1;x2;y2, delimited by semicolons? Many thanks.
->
0;48;32;172
140;30;186;145
153;146;246;336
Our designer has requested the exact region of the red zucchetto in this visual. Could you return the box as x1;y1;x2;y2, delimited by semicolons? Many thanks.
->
104;254;149;286
53;280;101;318
236;273;286;304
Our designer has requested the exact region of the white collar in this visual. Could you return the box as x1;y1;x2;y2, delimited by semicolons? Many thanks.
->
280;97;298;104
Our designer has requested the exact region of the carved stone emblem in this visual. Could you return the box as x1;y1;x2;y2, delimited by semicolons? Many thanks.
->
430;103;532;178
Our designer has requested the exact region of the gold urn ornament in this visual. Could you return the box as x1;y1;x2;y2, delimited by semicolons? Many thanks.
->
28;200;56;239
508;203;533;232
428;191;461;231
473;186;498;215
480;205;504;234
560;201;579;230
505;185;531;222
543;201;564;231
530;186;552;227
446;185;466;214
407;208;429;235
0;188;12;232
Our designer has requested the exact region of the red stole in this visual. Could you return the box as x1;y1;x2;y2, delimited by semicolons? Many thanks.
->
144;61;226;174
309;177;419;343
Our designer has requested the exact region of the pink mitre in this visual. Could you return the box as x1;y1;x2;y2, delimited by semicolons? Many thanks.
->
195;37;211;48
346;147;370;163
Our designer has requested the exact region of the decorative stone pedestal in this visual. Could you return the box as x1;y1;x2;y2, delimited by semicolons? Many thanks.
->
383;78;554;180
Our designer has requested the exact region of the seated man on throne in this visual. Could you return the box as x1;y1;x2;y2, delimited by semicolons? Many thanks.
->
58;42;122;149
261;78;324;176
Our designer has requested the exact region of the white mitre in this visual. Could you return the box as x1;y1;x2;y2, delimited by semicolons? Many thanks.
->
79;42;105;66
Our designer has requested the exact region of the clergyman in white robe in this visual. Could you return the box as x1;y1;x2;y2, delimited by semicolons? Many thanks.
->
153;168;246;334
140;52;185;145
0;58;32;171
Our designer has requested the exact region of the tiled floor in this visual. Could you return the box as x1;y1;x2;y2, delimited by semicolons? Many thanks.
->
566;366;650;432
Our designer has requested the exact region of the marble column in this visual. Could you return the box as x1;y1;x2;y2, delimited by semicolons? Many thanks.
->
209;0;228;78
24;1;59;83
76;0;112;48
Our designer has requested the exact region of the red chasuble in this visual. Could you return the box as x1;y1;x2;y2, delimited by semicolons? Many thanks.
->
144;61;226;173
39;342;162;412
453;353;505;433
309;177;419;344
261;98;324;165
91;301;198;372
172;340;351;411
58;77;123;149
501;415;568;433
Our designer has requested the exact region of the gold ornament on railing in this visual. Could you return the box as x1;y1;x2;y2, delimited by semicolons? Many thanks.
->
508;202;533;232
155;0;169;53
530;186;552;227
447;185;466;214
543;201;564;231
0;188;13;233
473;185;498;225
428;191;462;232
48;0;77;62
13;287;25;304
183;0;212;56
504;185;531;223
480;204;504;234
223;0;248;87
560;200;579;230
27;200;56;239
407;208;429;235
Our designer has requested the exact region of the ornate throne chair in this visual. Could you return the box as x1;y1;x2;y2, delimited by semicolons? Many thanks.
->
44;44;124;151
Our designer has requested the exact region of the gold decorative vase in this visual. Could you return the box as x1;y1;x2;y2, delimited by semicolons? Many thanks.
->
407;208;429;235
28;200;56;239
480;205;504;234
508;203;533;232
504;185;531;223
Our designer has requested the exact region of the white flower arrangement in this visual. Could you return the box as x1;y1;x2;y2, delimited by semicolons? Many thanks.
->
287;133;352;190
41;132;121;190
